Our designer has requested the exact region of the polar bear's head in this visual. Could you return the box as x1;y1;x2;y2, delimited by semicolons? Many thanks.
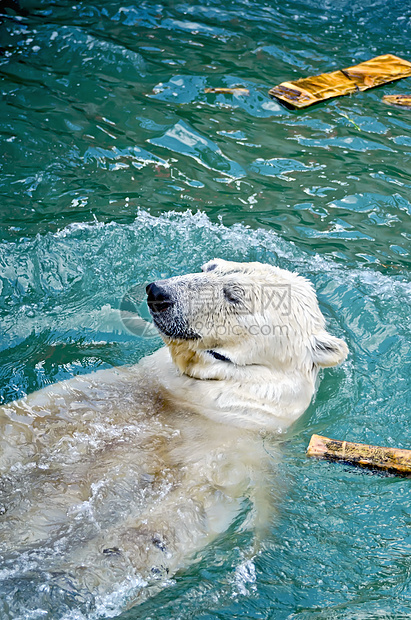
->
146;259;348;382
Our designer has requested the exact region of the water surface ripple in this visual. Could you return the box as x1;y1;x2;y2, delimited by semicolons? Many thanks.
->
0;0;411;618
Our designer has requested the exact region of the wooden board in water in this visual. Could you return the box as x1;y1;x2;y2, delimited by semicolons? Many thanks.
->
382;94;411;108
307;434;411;476
269;54;411;109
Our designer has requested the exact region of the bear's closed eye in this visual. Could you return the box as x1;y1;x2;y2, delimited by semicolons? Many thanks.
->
223;286;242;304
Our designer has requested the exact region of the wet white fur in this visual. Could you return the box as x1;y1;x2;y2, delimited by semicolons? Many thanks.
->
0;259;348;610
149;258;348;431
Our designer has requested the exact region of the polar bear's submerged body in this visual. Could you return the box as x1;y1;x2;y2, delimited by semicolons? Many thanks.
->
0;260;348;614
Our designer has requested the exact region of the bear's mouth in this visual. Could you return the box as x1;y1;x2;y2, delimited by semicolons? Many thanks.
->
151;314;201;340
207;350;233;363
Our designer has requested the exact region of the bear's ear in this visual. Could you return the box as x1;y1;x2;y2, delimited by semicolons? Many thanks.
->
201;258;227;272
310;331;349;368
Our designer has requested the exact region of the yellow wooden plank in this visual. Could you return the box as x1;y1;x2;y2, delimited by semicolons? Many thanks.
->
269;72;356;109
382;94;411;108
269;54;411;109
343;54;411;90
307;434;411;476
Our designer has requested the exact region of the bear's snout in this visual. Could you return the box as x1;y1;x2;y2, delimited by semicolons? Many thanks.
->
146;282;175;313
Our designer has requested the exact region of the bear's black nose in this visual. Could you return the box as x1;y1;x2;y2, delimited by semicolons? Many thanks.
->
146;282;174;313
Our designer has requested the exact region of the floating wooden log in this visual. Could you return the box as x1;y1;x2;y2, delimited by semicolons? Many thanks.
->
307;434;411;476
204;87;249;95
269;54;411;109
382;94;411;108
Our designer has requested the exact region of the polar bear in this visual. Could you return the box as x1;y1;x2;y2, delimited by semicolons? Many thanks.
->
0;259;348;615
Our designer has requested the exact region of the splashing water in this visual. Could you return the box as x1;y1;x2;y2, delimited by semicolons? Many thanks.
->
1;0;410;617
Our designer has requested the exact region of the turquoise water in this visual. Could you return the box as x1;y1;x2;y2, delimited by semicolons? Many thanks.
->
1;0;411;618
